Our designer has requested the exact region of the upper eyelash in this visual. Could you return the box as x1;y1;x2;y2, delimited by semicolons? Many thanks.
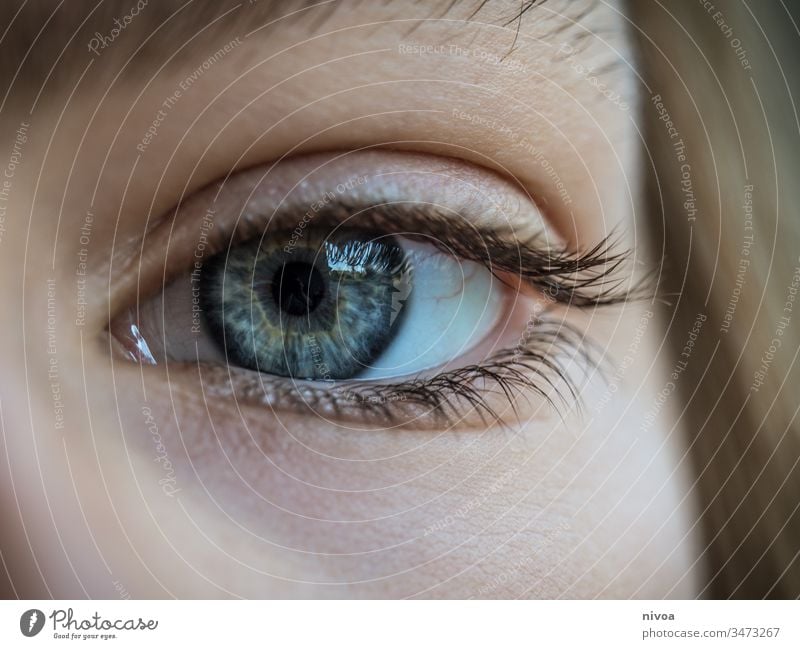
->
232;200;641;308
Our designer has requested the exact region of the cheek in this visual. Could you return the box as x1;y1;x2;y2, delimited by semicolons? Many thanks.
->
112;356;583;596
28;311;694;599
110;354;664;598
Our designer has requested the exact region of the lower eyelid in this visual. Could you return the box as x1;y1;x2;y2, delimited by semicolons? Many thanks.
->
143;301;582;433
159;358;557;432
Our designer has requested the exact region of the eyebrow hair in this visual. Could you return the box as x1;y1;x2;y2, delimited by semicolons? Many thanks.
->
0;0;553;107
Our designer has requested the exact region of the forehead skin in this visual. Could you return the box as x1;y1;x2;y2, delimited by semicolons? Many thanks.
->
0;1;698;598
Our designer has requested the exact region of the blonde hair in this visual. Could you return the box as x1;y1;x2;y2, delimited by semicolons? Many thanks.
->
633;0;800;597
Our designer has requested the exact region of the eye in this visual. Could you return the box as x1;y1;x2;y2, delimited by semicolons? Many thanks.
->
109;151;632;427
119;227;503;382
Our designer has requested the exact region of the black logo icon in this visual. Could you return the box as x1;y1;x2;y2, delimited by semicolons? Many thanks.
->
20;609;45;637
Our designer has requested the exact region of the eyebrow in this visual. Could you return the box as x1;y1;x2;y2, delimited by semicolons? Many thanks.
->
0;0;552;106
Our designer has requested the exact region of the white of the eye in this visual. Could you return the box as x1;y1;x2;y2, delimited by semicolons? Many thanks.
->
134;275;228;365
355;239;503;380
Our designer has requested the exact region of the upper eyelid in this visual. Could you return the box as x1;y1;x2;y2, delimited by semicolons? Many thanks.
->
108;150;626;320
109;151;542;290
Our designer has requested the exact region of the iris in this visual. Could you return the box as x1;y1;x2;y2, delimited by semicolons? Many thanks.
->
200;229;411;380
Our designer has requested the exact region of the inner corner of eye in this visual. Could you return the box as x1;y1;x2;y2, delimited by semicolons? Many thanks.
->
111;225;510;384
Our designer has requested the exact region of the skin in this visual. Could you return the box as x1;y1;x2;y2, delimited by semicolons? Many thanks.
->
0;1;700;598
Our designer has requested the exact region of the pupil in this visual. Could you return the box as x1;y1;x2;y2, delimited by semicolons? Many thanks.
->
271;261;326;316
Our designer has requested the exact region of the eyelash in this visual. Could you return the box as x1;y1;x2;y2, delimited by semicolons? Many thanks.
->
322;319;599;427
149;199;639;428
227;201;634;305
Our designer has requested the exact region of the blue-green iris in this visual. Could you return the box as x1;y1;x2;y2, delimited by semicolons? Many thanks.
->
200;229;411;379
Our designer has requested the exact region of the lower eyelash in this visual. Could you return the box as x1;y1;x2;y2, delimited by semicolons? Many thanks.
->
194;317;601;430
341;319;600;427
